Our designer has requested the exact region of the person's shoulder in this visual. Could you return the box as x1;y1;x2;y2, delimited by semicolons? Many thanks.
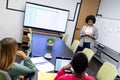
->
12;62;29;70
93;25;98;31
83;25;87;28
7;63;21;73
85;76;95;80
81;25;87;30
58;74;73;80
12;63;22;69
93;25;97;29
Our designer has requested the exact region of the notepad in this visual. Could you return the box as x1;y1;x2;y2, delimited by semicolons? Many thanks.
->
30;57;54;72
38;72;56;80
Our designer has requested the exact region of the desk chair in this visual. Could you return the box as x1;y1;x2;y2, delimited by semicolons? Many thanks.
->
96;62;117;80
70;40;79;53
27;28;32;56
82;48;94;62
0;70;11;80
62;34;69;43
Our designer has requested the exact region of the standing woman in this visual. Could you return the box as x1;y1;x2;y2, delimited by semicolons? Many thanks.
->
77;15;98;51
0;37;35;80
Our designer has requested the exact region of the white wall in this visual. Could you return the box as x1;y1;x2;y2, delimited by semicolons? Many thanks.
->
0;0;81;47
98;0;120;76
98;0;120;20
97;0;120;53
0;0;24;43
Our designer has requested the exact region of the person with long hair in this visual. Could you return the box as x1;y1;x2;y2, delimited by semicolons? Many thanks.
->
0;37;35;80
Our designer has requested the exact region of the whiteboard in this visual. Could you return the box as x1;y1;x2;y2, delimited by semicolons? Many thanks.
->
7;0;26;11
94;17;120;53
98;0;120;20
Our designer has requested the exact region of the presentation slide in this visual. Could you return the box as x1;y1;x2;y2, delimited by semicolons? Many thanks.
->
24;2;69;33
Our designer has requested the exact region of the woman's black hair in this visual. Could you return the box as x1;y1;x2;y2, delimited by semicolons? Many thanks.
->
85;15;96;24
71;51;88;74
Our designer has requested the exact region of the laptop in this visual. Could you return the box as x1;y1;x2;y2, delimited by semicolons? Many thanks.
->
54;57;72;73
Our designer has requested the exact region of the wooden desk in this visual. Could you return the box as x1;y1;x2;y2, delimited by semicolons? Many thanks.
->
31;33;74;80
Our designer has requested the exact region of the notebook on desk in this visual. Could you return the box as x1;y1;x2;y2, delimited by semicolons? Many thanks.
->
38;57;72;80
54;57;72;73
30;57;54;72
38;72;56;80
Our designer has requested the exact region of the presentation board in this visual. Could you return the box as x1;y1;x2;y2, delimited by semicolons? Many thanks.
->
24;2;69;33
94;17;120;53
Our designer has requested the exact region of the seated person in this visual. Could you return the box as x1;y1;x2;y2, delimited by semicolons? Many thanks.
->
54;52;95;80
0;37;35;80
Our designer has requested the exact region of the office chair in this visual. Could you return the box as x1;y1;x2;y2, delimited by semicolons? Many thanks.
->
96;62;117;80
70;40;79;53
0;70;11;80
62;34;69;43
27;28;32;56
82;48;94;62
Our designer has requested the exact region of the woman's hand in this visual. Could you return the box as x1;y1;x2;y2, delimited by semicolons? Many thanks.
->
16;51;27;59
85;34;95;40
19;76;24;80
81;34;86;37
81;34;92;38
88;35;95;40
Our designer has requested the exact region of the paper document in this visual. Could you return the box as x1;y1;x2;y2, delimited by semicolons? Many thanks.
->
30;57;54;72
38;72;56;80
30;57;47;64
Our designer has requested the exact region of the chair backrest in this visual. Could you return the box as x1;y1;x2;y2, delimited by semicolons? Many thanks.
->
82;48;94;62
70;40;79;53
27;28;33;56
0;70;11;80
96;62;117;80
28;28;32;45
62;34;69;43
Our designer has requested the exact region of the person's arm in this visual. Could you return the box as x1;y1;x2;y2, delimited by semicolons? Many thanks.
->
80;26;86;38
54;69;65;80
85;34;96;40
15;51;35;75
8;58;35;80
93;27;98;40
54;64;71;80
